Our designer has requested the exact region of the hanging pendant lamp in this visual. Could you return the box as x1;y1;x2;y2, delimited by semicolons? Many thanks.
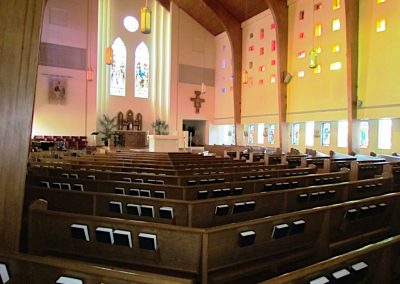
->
141;0;151;34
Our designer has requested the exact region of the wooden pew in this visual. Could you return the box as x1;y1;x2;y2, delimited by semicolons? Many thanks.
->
24;174;393;228
26;168;350;201
29;160;288;176
27;165;319;186
0;250;194;283
27;193;400;283
260;234;400;284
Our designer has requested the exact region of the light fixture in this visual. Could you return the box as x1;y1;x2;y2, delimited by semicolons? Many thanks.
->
201;82;206;94
105;47;113;65
242;70;249;84
141;0;151;34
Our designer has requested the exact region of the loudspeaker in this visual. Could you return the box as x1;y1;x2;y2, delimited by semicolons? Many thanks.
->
284;73;292;84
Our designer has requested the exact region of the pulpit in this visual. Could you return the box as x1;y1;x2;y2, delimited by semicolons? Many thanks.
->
148;135;179;152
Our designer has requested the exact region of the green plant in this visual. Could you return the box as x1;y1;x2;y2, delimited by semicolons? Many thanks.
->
99;114;117;144
151;118;169;135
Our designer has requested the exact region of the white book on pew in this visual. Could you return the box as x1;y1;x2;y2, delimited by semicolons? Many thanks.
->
140;205;155;217
159;206;174;219
0;263;10;283
70;173;79;179
40;181;50;188
109;201;123;214
52;182;62;189
70;224;90;241
72;184;84;191
95;227;114;244
138;233;158;250
56;276;83;284
61;183;71;190
113;230;133;247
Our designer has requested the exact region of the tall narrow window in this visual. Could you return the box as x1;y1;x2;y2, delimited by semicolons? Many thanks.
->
248;125;255;144
360;121;369;148
378;119;392;149
268;125;275;145
321;122;331;146
110;37;127;96
134;42;150;98
291;123;300;145
337;121;348;148
257;123;265;144
305;121;314;146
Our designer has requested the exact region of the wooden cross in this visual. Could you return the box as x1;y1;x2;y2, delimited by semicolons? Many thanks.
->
190;90;205;114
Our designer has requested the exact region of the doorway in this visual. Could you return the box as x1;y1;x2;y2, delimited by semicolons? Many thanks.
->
183;120;206;146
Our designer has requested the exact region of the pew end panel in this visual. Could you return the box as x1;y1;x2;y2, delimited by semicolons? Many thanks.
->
28;200;204;277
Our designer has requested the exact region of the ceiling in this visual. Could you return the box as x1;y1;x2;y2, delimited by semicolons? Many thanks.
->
158;0;269;35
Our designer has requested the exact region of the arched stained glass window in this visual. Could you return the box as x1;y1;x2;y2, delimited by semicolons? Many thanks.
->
110;37;126;96
134;42;149;98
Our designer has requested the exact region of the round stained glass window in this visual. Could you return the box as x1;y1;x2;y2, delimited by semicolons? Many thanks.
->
124;16;139;33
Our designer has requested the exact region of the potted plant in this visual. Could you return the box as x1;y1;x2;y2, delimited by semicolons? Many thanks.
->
99;114;117;147
151;118;169;135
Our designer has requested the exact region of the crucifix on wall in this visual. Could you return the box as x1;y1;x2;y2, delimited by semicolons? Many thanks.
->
190;90;205;114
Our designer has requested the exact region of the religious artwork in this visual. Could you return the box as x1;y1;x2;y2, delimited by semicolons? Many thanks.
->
135;113;143;131
248;125;255;144
134;42;149;98
190;91;205;113
291;123;300;145
117;112;124;130
110;37;127;97
268;125;275;145
48;77;67;104
321;122;331;146
360;121;369;148
126;110;134;130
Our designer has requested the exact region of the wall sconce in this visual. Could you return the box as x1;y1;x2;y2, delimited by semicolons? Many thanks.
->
141;0;151;34
263;128;268;137
227;130;232;137
105;47;113;65
309;50;318;69
243;130;249;137
86;67;94;81
242;70;248;84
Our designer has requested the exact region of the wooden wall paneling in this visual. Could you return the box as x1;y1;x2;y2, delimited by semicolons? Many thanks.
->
0;0;45;251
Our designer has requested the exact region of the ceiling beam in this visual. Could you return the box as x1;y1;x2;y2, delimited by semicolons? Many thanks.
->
345;0;359;154
264;0;288;150
196;0;243;144
157;0;171;11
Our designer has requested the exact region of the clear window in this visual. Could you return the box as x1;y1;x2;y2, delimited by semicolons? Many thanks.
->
378;119;392;149
305;121;314;146
337;121;348;148
291;123;300;145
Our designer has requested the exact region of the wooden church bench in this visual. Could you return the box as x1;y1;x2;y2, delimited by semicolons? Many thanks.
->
24;174;393;228
27;193;400;284
0;250;194;283
260;234;400;284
